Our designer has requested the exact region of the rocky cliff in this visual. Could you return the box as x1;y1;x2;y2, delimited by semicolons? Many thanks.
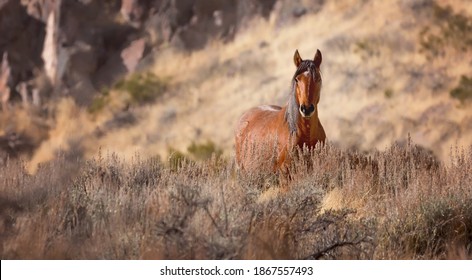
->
0;0;281;107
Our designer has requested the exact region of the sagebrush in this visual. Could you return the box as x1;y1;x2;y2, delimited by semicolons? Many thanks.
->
0;142;471;259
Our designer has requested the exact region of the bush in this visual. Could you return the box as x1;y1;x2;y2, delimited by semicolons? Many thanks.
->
379;195;472;259
87;95;108;114
167;148;190;171
419;3;472;57
450;75;472;104
88;72;168;114
115;72;168;105
187;141;223;161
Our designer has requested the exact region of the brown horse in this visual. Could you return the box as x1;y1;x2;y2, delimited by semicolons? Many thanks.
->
235;49;326;172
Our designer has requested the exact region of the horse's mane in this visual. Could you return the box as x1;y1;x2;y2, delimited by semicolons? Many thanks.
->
285;60;321;134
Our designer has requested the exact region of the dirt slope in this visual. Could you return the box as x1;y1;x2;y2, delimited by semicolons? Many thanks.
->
23;0;472;169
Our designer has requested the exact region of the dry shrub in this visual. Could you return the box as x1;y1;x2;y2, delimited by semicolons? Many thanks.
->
0;142;471;259
419;2;472;57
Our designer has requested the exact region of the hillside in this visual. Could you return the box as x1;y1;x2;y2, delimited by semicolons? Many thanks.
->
3;0;468;170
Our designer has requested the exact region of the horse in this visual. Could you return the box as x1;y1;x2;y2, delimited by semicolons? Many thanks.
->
235;49;326;173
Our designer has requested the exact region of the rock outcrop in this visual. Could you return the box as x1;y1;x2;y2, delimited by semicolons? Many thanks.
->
0;0;285;107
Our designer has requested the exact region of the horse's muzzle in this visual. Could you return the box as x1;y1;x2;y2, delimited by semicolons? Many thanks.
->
299;104;315;118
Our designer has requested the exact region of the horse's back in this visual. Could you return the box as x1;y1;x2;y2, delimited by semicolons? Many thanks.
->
235;105;282;139
256;105;282;112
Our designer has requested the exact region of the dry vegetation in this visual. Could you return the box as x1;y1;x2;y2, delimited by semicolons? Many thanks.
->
0;141;471;259
1;0;472;260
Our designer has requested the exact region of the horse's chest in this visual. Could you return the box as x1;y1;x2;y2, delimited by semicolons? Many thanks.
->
297;135;316;148
296;124;317;147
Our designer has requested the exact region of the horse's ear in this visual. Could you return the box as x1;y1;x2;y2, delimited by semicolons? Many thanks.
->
313;49;322;68
293;49;302;67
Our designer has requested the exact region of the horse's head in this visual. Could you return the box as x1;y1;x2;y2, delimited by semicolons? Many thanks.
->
292;49;322;119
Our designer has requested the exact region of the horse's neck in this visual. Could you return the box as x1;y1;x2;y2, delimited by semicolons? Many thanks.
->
295;115;321;145
281;106;324;146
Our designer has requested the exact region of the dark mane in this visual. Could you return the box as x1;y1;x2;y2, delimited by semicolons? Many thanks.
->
285;60;321;134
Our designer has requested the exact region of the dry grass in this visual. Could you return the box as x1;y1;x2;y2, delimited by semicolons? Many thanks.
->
1;141;471;260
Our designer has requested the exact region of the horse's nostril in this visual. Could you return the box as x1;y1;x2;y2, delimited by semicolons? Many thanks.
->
300;104;306;114
308;104;315;113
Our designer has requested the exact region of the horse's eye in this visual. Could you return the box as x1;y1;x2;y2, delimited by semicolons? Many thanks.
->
295;77;299;83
